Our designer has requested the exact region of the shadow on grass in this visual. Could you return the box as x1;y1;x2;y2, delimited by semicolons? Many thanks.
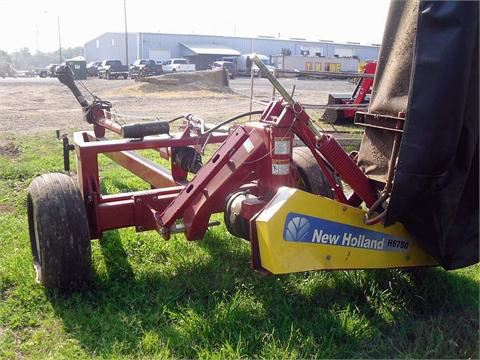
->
47;228;479;358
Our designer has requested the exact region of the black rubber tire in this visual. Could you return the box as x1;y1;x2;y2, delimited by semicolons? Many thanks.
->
27;173;91;292
292;146;339;198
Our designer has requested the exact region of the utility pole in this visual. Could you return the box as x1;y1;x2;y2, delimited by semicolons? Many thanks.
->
57;16;62;63
35;24;39;54
124;0;128;66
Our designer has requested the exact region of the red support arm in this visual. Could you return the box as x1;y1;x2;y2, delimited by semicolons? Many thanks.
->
159;126;269;240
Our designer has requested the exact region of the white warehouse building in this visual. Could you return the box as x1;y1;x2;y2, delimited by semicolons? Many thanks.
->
84;32;380;71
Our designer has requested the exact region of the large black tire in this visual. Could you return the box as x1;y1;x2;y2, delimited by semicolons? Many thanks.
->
27;173;91;292
292;146;340;198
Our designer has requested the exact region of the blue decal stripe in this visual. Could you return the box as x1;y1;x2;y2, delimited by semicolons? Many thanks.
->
283;212;409;253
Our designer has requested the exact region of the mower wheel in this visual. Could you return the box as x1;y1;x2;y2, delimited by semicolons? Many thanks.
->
27;173;91;292
292;146;340;198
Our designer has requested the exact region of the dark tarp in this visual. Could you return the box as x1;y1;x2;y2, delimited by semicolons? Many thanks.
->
382;1;479;269
357;0;419;183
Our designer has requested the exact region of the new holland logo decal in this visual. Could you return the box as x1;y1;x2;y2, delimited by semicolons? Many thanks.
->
283;212;410;252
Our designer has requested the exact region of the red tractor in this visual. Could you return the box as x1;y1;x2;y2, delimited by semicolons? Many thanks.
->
321;61;376;123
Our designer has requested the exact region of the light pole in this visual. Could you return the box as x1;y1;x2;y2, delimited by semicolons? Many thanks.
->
124;0;128;65
57;16;62;63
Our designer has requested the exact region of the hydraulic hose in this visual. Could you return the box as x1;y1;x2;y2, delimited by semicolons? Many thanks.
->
203;110;264;136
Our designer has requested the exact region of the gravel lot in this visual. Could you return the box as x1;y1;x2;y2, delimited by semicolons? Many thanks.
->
0;76;355;134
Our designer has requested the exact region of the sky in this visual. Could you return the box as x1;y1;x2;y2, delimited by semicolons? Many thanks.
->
0;0;390;53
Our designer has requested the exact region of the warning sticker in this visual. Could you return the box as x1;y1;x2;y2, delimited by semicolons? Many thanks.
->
243;138;254;153
272;160;290;175
274;138;290;155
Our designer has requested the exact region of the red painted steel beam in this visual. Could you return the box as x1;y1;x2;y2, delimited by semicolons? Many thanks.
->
104;150;178;188
94;183;257;234
83;132;179;187
95;184;258;233
96;199;136;231
96;187;183;231
76;133;229;155
96;118;123;135
99;186;184;203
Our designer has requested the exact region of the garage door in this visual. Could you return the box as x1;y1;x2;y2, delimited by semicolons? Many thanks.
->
149;49;171;62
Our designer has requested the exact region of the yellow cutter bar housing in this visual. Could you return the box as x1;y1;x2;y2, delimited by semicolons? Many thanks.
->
255;187;437;274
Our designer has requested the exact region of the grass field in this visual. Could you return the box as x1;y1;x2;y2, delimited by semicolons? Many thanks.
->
0;132;478;359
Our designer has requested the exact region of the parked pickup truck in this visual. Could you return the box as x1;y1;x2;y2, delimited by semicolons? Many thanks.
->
86;61;102;77
98;60;129;80
162;58;195;73
129;59;163;79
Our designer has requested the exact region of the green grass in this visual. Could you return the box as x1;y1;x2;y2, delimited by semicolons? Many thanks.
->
0;132;478;359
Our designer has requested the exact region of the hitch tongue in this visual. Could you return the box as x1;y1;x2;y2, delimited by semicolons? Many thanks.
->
147;203;219;239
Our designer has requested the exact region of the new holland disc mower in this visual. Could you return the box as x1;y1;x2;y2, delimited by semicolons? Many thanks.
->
27;0;478;292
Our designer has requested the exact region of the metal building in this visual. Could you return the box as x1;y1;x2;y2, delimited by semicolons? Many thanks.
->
84;32;380;70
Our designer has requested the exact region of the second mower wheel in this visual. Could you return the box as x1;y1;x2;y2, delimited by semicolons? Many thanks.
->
292;146;341;198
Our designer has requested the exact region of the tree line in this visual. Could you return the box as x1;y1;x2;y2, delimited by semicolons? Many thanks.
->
0;47;83;70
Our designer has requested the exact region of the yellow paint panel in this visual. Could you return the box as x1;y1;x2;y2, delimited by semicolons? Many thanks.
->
256;188;437;274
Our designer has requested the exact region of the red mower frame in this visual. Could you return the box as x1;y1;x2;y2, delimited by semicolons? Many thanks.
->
74;99;378;244
49;57;382;275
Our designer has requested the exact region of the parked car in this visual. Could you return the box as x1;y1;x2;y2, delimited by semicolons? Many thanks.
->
86;61;102;77
162;58;196;73
232;54;275;77
47;64;60;77
208;61;236;79
97;60;129;79
35;68;48;78
0;62;17;78
129;59;163;79
252;63;276;78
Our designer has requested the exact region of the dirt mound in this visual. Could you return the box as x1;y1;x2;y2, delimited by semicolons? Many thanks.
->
103;69;233;98
0;141;20;157
138;69;230;92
